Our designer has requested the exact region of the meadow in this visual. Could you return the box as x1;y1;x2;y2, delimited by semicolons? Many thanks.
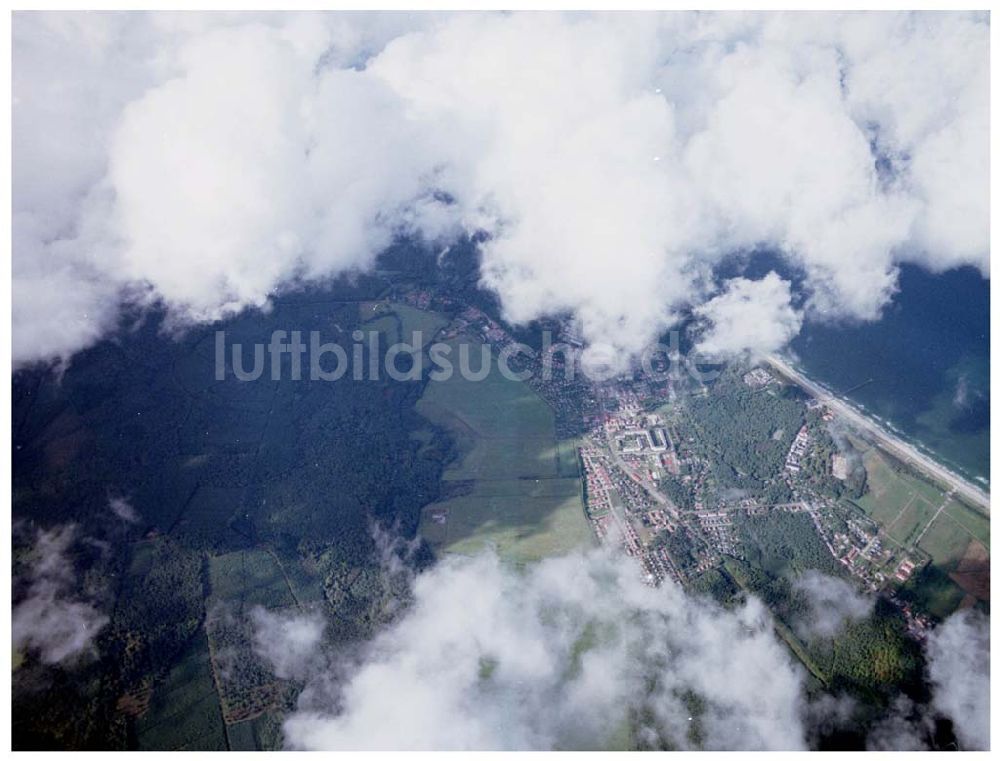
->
852;438;990;617
417;336;592;562
135;632;227;751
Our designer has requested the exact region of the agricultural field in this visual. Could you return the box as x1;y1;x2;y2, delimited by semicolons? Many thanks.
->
418;337;591;562
135;632;227;751
914;498;990;612
417;338;564;481
853;443;953;550
208;549;297;610
882;494;939;547
393;303;450;344
358;301;450;349
205;550;302;728
421;477;592;564
854;439;990;617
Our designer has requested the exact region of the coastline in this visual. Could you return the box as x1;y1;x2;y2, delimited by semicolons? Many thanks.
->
763;354;990;516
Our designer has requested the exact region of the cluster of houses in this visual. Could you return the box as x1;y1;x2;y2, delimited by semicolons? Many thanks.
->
580;446;613;517
889;597;932;640
695;510;738;555
642;541;682;585
397;289;944;642
742;367;774;388
785;425;810;473
614;425;670;456
894;557;918;583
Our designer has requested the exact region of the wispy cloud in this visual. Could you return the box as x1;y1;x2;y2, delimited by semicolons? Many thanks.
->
12;525;109;666
792;570;875;641
251;606;327;682
108;495;140;524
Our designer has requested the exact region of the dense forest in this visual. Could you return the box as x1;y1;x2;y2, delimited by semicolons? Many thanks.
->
681;368;804;500
11;262;455;749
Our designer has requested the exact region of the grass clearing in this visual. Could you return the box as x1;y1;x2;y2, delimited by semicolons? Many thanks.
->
418;336;590;562
358;302;449;350
393;303;449;344
364;315;399;344
208;549;296;609
884;495;937;546
917;503;974;569
854;445;953;551
856;449;920;525
417;338;561;481
421;478;592;564
944;499;990;549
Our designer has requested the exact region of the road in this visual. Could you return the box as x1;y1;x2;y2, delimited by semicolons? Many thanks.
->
764;355;990;514
913;490;957;547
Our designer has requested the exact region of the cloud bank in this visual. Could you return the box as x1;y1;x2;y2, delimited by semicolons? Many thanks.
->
13;11;988;365
257;551;990;751
277;549;809;751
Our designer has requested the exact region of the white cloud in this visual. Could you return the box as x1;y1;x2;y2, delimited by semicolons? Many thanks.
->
694;273;803;357
108;496;140;524
283;549;808;751
370;14;701;358
926;609;990;750
251;606;327;681
103;22;453;330
12;525;109;665
12;11;989;366
791;570;875;641
11;12;450;365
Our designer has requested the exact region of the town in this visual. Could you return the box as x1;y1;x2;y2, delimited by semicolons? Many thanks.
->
394;285;948;641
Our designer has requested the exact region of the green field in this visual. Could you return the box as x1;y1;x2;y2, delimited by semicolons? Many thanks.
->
917;502;976;566
883;494;938;547
854;445;951;550
358;301;449;349
421;477;590;563
393;303;449;344
136;632;227;751
854;440;990;617
917;498;990;571
208;549;297;609
942;498;990;548
417;337;591;562
417;339;564;481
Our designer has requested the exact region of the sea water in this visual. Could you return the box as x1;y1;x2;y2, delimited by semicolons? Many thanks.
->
790;264;989;485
